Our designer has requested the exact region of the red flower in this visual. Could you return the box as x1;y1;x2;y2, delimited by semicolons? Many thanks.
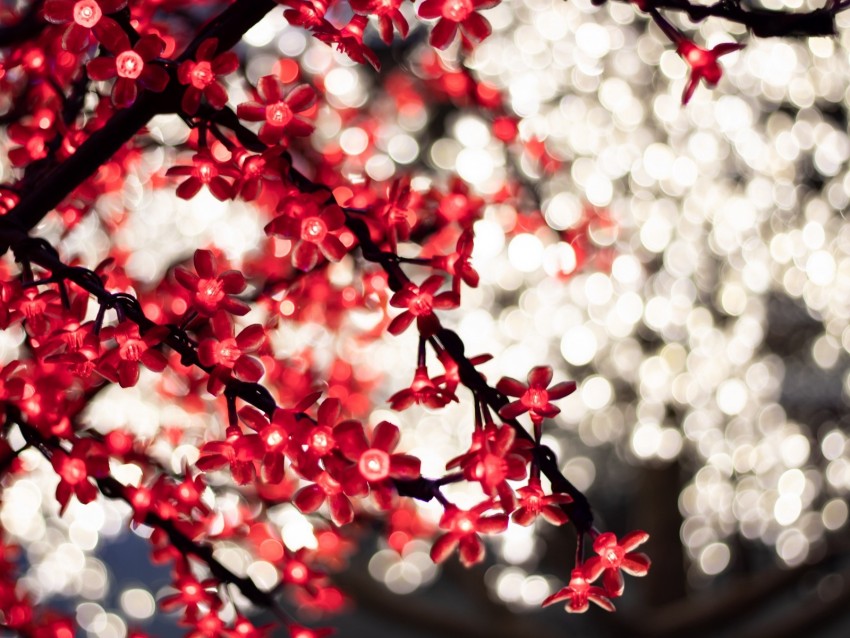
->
239;405;297;484
51;439;109;514
496;365;576;424
98;321;169;388
417;0;497;50
314;15;380;70
460;424;526;511
583;530;651;597
511;478;571;527
349;0;408;45
288;398;342;474
166;151;240;201
160;575;220;615
388;365;457;411
236;76;316;145
335;420;421;509
293;463;354;526
429;499;508;566
43;0;127;52
677;40;744;105
196;429;264;485
387;275;459;337
265;195;348;271
177;38;238;115
198;312;265;395
174;249;250;317
86;34;170;108
431;228;479;292
542;568;615;613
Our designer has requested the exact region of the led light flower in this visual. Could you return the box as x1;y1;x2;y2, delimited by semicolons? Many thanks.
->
497;365;576;424
43;0;127;52
583;530;651;597
677;40;744;104
177;38;238;114
417;0;498;50
388;365;457;411
174;249;250;316
429;499;508;566
98;321;169;388
198;311;265;394
237;75;316;145
387;275;459;337
166;150;240;201
349;0;408;45
512;478;572;526
542;568;615;613
86;34;170;108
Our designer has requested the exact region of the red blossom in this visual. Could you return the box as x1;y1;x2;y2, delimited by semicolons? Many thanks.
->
265;194;348;271
387;365;457;411
97;321;169;388
236;76;316;145
160;574;221;616
429;499;508;566
417;0;497;50
349;0;408;45
542;568;615;613
583;530;651;597
166;151;240;201
511;478;571;527
198;312;265;394
430;228;479;292
177;38;238;115
196;428;264;485
677;40;744;105
335;420;421;509
86;34;170;108
174;249;250;317
51;439;109;514
496;365;576;425
43;0;127;52
387;275;459;337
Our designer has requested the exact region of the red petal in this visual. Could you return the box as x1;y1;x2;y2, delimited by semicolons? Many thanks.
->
87;57;117;81
134;35;164;61
234;355;263;382
212;51;239;75
62;23;90;52
429;19;458;50
621;552;651;576
294;484;326;513
205;82;229;109
430;533;459;564
458;535;484;566
194;250;216;278
496;377;526;397
219;270;246;293
528;365;553;388
292;241;319;271
476;514;508;534
285;84;316;113
235;324;265;350
176;177;203;200
387;312;414;335
257;75;281;103
140;65;170;93
371;421;400;452
389;454;420;479
498;401;527;420
335;420;369;460
330;494;354;526
208;176;233;201
112;79;138;108
236;102;266;121
621;529;650;551
461;13;491;43
44;0;74;23
418;0;442;19
602;569;624;598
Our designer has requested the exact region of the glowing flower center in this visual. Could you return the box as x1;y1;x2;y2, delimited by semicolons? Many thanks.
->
265;101;293;127
182;582;202;601
409;292;433;316
73;0;102;28
190;61;215;89
359;449;390;481
442;0;473;21
524;387;549;410
60;457;87;484
685;47;709;68
131;488;151;509
456;514;475;533
198;278;225;305
116;51;144;79
310;428;333;454
442;194;468;220
287;562;308;584
196;160;216;183
603;546;624;567
243;156;265;176
217;338;240;365
265;427;285;448
568;570;589;593
478;453;507;487
301;216;328;242
119;339;145;361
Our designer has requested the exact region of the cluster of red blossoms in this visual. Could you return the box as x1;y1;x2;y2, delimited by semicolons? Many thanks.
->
2;0;824;633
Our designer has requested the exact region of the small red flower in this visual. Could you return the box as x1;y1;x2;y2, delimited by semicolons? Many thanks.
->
583;530;651;597
86;34;170;108
160;575;220;615
677;40;744;105
265;194;348;271
174;249;250;317
387;275;459;337
542;568;615;613
349;0;408;45
196;429;264;485
198;312;265;395
511;478;571;527
496;365;576;424
43;0;127;52
293;463;354;526
166;151;240;201
51;439;109;514
98;321;169;388
335;420;421;509
417;0;497;50
460;424;527;511
431;228;479;292
429;499;508;566
239;405;296;484
388;365;457;411
177;38;238;115
236;76;316;145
